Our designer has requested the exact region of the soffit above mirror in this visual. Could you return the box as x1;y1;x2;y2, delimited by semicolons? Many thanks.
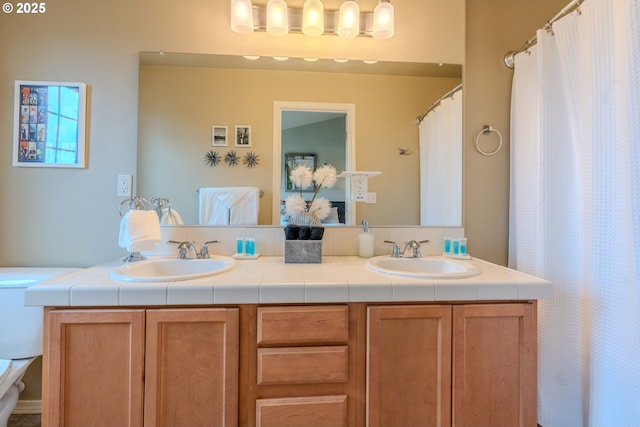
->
139;51;461;79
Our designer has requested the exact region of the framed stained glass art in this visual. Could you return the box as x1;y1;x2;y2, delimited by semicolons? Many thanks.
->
13;80;87;168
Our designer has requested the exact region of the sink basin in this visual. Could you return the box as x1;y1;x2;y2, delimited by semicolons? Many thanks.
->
365;256;480;279
109;256;236;282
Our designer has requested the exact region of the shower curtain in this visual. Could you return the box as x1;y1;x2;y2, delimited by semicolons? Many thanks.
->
418;89;462;226
509;0;640;426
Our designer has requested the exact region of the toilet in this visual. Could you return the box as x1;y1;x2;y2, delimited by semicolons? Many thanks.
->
0;268;79;427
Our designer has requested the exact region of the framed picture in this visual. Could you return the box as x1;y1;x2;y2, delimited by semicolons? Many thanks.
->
13;80;87;168
235;125;251;147
211;125;228;146
285;153;317;192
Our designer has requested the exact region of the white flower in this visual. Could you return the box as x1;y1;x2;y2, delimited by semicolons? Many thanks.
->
284;195;307;216
309;197;331;220
313;164;337;189
290;165;313;189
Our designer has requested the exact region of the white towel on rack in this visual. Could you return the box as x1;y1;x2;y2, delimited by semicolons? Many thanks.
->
118;210;161;252
198;187;259;225
159;208;184;225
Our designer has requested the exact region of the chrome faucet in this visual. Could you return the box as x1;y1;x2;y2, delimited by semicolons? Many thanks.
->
169;240;221;259
383;239;430;258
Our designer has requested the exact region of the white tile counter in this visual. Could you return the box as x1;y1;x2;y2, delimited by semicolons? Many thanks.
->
25;256;552;307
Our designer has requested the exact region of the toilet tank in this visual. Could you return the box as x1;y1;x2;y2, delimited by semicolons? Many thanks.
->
0;268;79;359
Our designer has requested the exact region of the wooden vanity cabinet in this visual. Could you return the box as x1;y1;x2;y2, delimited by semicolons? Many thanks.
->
366;302;537;427
43;301;536;427
43;307;239;427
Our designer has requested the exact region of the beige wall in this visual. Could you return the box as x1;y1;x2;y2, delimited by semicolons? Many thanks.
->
463;0;568;265
139;65;459;226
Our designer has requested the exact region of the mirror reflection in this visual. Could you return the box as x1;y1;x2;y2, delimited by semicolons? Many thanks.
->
137;52;462;226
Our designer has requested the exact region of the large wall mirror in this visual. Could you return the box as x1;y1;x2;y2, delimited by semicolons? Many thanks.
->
137;52;462;226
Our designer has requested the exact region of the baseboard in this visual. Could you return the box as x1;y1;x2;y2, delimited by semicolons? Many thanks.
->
13;399;41;415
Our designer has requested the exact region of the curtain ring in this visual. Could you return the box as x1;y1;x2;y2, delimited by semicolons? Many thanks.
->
475;125;503;156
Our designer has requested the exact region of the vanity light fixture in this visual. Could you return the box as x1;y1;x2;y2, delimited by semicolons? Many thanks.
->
302;0;324;36
272;56;290;61
337;0;360;38
229;0;394;39
243;55;260;60
371;0;394;40
266;0;289;36
230;0;254;33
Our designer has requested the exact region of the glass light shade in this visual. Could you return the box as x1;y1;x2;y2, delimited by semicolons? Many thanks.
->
266;0;289;36
230;0;254;33
337;0;360;39
372;1;394;39
302;0;324;36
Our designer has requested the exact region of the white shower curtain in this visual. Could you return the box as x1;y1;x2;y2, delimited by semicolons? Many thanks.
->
419;89;462;226
509;0;640;426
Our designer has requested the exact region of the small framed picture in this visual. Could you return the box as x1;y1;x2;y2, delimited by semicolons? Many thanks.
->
13;80;87;168
211;125;228;146
235;125;251;147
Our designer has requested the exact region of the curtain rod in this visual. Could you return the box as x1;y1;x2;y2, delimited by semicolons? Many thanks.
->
503;0;584;69
415;83;463;125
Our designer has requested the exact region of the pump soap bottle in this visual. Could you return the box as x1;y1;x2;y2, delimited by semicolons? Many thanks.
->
359;220;375;258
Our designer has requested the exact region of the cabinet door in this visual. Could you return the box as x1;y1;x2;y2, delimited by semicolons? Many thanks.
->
144;308;239;427
44;309;145;427
452;303;536;427
367;305;452;427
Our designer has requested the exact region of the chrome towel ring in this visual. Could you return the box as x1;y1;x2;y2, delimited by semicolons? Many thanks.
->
475;125;503;156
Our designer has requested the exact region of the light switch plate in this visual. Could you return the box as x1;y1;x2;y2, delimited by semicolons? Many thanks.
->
366;192;377;204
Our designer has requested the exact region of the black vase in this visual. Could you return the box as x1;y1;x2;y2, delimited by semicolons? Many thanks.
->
310;226;325;240
284;224;299;240
298;226;312;240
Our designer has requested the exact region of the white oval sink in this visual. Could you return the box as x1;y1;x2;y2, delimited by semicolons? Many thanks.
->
109;256;236;282
365;256;480;279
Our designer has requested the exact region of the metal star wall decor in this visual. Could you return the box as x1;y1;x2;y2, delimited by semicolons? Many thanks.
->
243;151;260;168
224;150;239;167
204;150;221;167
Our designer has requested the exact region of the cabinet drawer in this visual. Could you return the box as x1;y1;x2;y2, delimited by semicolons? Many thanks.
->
256;395;347;427
257;306;349;345
257;346;348;385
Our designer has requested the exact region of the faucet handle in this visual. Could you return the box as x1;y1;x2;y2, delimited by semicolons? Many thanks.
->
199;240;220;259
382;240;402;257
168;240;196;259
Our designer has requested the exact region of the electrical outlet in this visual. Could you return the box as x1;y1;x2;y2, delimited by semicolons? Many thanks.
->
117;174;132;197
351;174;368;201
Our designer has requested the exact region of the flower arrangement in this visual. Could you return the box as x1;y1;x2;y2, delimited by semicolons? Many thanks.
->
284;163;338;225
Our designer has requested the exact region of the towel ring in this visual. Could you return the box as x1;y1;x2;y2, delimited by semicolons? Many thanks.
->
475;125;503;156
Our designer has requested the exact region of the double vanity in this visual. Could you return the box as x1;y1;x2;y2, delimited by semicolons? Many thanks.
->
26;246;550;427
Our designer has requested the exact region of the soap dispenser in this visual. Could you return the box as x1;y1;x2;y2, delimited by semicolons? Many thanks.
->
359;219;375;258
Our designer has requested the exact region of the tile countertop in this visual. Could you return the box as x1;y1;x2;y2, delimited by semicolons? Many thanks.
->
24;256;552;307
